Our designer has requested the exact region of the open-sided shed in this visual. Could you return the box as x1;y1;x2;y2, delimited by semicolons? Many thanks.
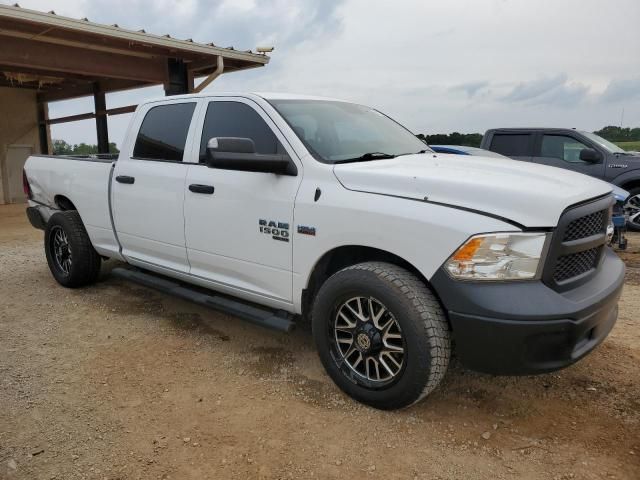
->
0;3;270;204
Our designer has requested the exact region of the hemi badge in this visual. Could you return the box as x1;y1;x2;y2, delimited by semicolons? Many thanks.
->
297;225;316;236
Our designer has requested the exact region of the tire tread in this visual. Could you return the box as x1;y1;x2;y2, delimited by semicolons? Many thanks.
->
45;211;101;288
312;261;451;409
343;262;451;406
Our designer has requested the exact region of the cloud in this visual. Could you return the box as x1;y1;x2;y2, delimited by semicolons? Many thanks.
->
502;74;568;102
500;74;589;107
450;81;489;98
535;82;589;107
600;77;640;103
77;0;345;52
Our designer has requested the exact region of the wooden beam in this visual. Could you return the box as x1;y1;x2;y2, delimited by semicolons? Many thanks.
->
37;79;148;103
43;104;138;125
37;83;97;102
0;27;157;59
0;78;40;89
0;64;98;81
0;35;168;83
187;58;221;72
103;105;137;116
45;111;96;125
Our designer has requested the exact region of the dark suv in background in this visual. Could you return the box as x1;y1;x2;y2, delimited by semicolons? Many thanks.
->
480;128;640;230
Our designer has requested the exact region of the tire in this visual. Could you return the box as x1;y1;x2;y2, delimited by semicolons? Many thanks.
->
311;262;451;410
44;211;101;288
624;187;640;232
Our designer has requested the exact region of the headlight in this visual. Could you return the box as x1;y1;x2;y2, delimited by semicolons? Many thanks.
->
445;233;549;281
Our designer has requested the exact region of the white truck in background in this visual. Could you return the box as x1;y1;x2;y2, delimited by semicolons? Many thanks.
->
23;93;625;409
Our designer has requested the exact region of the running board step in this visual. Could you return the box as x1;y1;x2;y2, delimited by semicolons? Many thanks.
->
111;267;295;333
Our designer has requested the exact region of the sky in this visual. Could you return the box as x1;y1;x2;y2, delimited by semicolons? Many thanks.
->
7;0;640;147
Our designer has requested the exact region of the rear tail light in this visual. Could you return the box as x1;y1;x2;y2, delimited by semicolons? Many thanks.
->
23;169;32;199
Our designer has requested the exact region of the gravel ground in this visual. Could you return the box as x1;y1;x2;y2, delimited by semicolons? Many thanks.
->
1;203;639;480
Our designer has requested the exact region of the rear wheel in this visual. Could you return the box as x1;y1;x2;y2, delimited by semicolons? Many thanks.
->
624;188;640;232
45;211;101;288
312;262;451;410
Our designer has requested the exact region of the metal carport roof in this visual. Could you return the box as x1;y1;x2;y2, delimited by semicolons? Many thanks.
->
0;3;271;153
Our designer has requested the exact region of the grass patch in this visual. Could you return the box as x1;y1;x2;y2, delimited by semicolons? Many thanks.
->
615;141;640;151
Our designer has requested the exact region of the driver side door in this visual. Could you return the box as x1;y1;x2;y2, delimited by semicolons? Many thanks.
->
183;98;302;307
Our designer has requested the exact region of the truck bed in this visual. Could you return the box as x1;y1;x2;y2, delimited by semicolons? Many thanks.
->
24;154;120;258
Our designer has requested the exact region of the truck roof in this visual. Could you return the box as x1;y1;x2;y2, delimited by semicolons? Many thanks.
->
139;91;349;106
485;127;587;134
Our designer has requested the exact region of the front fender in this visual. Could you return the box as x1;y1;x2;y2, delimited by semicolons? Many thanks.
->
291;183;519;313
608;167;640;188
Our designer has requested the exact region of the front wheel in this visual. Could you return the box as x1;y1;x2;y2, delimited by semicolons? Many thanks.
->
312;262;451;410
624;187;640;232
44;211;101;288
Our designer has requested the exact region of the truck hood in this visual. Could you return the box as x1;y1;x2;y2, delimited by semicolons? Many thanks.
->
333;153;613;227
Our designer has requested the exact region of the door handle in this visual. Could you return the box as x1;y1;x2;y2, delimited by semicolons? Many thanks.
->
189;184;215;194
115;175;135;184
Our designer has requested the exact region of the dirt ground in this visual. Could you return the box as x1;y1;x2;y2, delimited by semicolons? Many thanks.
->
1;203;638;480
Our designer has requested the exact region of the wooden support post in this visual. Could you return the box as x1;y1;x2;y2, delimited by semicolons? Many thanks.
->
93;84;109;154
187;69;195;93
165;58;192;96
36;101;51;154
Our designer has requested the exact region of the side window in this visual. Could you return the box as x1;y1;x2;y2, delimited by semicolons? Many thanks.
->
199;101;284;162
133;103;196;161
540;135;590;163
490;134;532;157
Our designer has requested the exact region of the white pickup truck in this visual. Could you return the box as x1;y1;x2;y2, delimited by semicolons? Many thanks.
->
23;93;625;409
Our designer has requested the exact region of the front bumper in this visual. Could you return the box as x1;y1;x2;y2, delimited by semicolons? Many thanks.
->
431;248;625;375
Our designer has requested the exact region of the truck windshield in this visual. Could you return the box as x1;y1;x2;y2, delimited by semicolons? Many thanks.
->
581;131;627;154
269;99;431;163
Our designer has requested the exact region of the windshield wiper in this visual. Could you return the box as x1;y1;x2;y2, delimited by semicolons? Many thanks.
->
614;151;631;156
334;152;396;164
396;149;429;157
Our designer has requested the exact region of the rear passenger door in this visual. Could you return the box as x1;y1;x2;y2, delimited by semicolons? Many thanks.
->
183;98;302;306
532;134;606;178
486;133;534;161
112;101;197;273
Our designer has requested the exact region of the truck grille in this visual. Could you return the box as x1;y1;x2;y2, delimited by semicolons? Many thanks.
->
563;210;605;242
553;247;600;283
543;196;612;291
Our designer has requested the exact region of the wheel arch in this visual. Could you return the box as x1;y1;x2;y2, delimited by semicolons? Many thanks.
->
619;178;640;194
301;245;435;319
54;195;77;211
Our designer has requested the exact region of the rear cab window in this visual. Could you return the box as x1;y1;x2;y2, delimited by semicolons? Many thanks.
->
489;133;533;157
133;103;196;161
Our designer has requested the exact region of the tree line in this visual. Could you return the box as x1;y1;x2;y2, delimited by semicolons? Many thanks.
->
592;126;640;143
417;132;483;147
52;139;119;155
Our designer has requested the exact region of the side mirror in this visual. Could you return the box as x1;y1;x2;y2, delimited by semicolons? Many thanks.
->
579;148;601;163
205;137;296;175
